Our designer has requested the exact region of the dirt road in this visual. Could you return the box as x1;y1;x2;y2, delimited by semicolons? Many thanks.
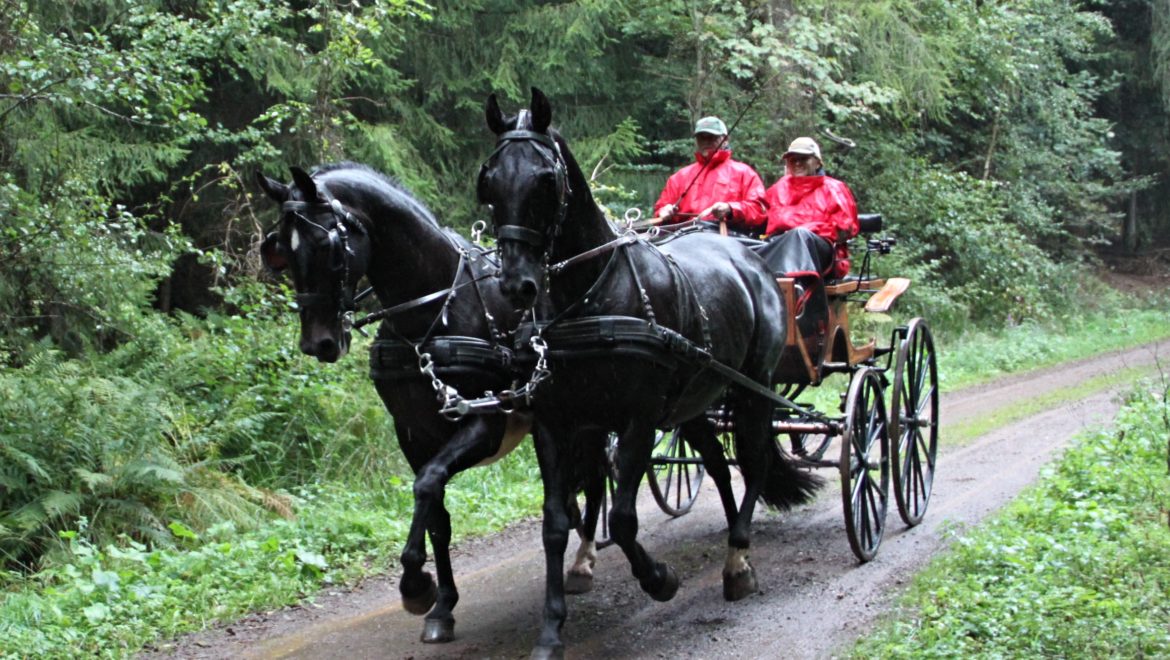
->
150;339;1170;660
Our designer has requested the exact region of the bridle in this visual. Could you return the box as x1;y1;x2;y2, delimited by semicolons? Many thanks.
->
280;195;368;330
478;110;572;259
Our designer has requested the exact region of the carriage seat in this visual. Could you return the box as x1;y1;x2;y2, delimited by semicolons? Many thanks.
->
857;213;882;234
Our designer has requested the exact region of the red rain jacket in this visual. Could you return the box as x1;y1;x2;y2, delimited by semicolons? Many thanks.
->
653;149;767;231
764;174;859;278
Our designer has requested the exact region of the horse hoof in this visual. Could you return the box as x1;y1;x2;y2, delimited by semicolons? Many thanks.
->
530;643;565;660
400;572;438;615
646;565;679;602
564;570;593;595
420;617;455;643
723;567;758;601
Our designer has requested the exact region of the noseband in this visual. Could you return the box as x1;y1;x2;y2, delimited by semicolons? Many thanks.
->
281;196;367;324
478;121;571;256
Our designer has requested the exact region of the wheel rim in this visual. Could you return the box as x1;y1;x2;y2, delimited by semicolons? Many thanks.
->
646;428;705;517
890;318;939;526
840;368;889;562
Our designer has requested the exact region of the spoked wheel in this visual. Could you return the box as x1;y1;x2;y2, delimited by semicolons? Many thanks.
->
890;318;939;527
647;428;705;517
840;366;890;563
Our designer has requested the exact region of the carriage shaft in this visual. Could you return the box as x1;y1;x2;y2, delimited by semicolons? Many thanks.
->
711;419;839;435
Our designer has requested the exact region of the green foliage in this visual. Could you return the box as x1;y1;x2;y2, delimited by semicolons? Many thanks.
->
853;382;1170;658
0;300;408;574
0;446;543;658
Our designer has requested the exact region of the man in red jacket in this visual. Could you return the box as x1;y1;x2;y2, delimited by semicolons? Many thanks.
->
759;136;859;279
650;116;767;233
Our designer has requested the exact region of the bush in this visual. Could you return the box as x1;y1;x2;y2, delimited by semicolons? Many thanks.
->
854;382;1170;657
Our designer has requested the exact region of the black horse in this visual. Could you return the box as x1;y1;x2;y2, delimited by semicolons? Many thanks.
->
255;163;607;645
478;89;821;657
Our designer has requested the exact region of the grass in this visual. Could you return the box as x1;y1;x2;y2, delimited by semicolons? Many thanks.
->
2;304;1170;658
852;380;1170;658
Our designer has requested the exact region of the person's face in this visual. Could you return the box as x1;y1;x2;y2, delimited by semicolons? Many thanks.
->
695;133;724;158
785;153;820;176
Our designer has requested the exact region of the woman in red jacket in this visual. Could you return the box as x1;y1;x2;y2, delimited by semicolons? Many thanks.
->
759;136;860;280
755;137;860;341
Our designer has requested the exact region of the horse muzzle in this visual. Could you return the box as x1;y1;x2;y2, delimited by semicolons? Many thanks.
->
300;327;350;363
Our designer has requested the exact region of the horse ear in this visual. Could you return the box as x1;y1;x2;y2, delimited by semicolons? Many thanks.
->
260;232;288;273
530;87;552;133
485;93;506;135
289;166;322;201
255;171;290;204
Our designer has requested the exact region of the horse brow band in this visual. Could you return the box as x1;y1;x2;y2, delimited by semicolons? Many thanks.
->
497;130;557;151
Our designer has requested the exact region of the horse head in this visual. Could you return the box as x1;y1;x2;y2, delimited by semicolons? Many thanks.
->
479;87;569;309
256;166;371;362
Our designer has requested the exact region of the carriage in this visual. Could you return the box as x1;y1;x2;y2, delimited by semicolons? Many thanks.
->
634;213;940;562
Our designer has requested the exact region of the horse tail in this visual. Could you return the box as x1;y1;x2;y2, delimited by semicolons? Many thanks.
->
760;441;823;510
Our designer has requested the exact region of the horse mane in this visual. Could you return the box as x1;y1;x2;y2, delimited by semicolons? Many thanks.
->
310;161;442;230
312;160;402;187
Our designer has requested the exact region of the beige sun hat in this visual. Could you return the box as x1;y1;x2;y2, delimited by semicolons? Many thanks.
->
782;137;822;161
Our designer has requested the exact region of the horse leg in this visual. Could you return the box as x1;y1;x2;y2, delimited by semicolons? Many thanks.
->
678;417;738;530
565;456;603;595
723;396;773;601
610;419;679;602
532;421;575;660
398;416;500;643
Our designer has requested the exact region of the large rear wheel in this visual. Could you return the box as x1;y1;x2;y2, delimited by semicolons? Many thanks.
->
646;428;705;517
889;318;939;527
840;367;890;563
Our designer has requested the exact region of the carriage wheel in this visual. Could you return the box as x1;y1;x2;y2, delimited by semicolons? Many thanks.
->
889;318;939;527
646;428;706;517
840;367;890;563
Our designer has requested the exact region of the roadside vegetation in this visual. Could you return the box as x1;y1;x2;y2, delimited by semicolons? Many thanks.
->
3;0;1170;657
853;378;1170;658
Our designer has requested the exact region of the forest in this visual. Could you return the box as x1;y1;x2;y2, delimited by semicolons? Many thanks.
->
2;0;1170;653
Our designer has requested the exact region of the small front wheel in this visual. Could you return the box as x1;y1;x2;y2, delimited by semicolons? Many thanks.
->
840;367;890;563
646;428;705;517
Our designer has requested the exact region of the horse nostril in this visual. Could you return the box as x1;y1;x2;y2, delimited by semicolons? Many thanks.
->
519;278;539;303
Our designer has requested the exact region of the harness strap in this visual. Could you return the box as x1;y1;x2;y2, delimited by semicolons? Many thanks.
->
623;242;657;325
353;252;492;331
498;224;546;247
653;325;829;423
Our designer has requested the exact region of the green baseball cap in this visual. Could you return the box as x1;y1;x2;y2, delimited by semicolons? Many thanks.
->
693;116;728;136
